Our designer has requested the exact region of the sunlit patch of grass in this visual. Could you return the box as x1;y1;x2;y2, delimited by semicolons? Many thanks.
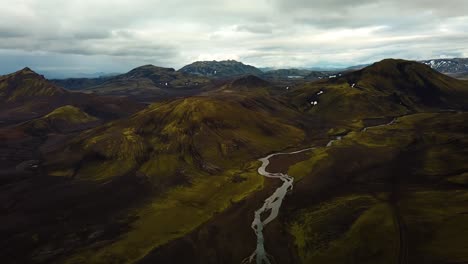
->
44;105;98;124
20;105;99;135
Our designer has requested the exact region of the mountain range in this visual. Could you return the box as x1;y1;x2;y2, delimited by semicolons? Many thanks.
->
0;67;143;125
52;58;468;95
420;58;468;73
52;65;210;101
0;58;467;264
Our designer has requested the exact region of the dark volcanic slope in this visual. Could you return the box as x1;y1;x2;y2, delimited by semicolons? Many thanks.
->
0;67;66;101
340;59;468;108
179;60;263;78
0;68;144;184
0;68;143;125
289;59;468;124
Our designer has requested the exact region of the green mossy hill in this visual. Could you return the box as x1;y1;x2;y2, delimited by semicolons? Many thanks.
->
290;195;399;264
340;59;468;109
0;67;66;102
21;105;99;136
289;59;468;123
287;112;468;264
47;97;304;183
289;112;468;185
44;105;98;123
290;81;409;122
0;68;143;125
21;105;99;135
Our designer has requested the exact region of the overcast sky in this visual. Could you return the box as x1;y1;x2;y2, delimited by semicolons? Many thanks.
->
1;0;467;77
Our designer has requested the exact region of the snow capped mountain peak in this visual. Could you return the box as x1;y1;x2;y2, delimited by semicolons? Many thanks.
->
420;58;468;73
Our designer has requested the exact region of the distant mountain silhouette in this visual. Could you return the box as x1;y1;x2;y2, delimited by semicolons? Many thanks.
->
53;64;211;101
179;60;263;78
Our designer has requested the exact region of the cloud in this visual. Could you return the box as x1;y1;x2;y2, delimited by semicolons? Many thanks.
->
0;0;466;76
0;27;28;38
235;24;274;34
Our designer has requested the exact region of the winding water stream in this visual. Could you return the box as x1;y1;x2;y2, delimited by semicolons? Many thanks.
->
243;117;399;264
242;148;313;264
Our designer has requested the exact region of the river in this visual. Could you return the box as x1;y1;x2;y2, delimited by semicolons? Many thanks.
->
242;117;399;264
242;148;313;264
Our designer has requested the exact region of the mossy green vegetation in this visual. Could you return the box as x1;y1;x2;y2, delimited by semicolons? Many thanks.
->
289;81;409;123
47;96;304;182
0;67;66;102
286;112;468;264
21;105;99;135
289;194;398;264
44;105;98;124
288;112;468;189
288;148;329;181
63;162;264;264
288;60;468;128
327;127;349;136
43;96;305;263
